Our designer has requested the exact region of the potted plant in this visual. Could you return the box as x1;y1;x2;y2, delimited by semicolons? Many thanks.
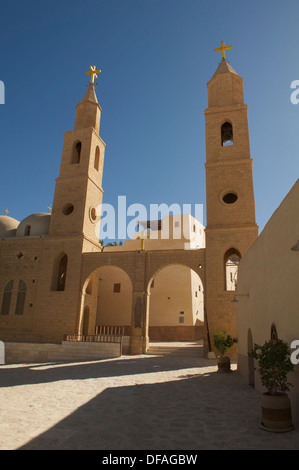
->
213;329;237;372
249;339;295;432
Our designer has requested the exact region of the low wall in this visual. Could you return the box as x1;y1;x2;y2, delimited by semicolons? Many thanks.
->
3;340;122;364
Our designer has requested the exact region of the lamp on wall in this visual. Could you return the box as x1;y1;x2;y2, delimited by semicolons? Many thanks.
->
232;293;249;303
291;240;299;252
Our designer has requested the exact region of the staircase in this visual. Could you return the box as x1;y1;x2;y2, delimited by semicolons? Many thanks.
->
146;341;204;357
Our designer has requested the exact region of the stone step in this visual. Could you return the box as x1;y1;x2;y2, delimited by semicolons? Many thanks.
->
146;342;204;357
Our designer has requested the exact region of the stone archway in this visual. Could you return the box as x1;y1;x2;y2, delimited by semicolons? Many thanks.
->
79;264;133;340
146;263;205;342
79;248;206;355
96;265;133;334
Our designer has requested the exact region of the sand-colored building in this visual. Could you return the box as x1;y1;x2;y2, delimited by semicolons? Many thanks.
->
0;53;258;361
236;179;299;424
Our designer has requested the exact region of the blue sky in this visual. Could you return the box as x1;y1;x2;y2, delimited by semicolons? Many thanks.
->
0;0;298;239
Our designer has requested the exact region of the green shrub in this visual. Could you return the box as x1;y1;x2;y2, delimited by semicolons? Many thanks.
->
213;330;237;356
249;339;294;396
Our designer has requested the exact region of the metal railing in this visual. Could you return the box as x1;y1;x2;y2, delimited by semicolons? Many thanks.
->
95;326;126;336
64;333;123;344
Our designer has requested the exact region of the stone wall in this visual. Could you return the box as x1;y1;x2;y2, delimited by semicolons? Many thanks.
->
4;340;121;364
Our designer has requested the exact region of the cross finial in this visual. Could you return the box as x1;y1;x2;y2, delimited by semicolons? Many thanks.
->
214;40;232;60
86;65;101;84
47;205;52;214
4;208;8;216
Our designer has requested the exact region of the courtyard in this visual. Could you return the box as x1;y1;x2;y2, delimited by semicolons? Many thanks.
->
0;345;298;450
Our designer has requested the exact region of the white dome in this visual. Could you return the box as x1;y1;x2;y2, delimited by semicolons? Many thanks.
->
0;215;20;238
16;213;51;237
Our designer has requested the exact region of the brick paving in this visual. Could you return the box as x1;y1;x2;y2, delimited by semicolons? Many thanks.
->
0;347;298;450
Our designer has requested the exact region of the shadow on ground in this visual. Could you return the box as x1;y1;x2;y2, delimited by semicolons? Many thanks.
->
0;354;211;388
3;355;296;451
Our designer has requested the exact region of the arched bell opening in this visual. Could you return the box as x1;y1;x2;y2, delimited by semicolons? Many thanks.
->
221;121;234;146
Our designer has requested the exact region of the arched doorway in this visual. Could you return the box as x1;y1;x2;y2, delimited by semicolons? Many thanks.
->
247;329;255;387
147;264;204;342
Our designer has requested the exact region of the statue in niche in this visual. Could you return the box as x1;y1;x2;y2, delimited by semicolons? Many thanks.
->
134;297;143;328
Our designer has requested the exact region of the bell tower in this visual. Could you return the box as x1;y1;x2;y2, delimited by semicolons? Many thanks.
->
49;67;105;248
204;43;259;352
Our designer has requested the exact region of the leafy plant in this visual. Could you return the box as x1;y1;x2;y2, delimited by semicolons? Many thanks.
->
213;330;237;356
249;339;294;396
103;241;124;247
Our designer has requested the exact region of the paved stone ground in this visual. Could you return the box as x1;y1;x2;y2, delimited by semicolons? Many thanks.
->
0;350;299;450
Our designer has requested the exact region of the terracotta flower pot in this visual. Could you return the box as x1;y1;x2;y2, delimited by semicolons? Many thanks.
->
217;356;231;372
260;393;294;432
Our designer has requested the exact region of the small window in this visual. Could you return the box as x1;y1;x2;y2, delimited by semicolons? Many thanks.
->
179;317;184;324
90;207;97;222
62;203;74;216
15;280;26;316
113;283;121;293
71;141;82;164
174;221;180;228
223;192;238;204
24;225;31;236
56;254;68;291
94;146;100;171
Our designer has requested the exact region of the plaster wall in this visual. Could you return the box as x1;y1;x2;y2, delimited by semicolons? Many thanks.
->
237;179;299;424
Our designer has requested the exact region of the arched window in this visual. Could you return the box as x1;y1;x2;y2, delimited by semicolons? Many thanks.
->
271;323;278;341
1;281;13;315
224;248;241;291
94;146;100;171
24;225;31;236
57;254;67;291
15;280;26;316
221;121;233;146
52;253;68;291
71;141;82;164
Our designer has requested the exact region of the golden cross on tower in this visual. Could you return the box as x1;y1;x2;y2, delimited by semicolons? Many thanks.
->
47;205;52;214
214;40;232;60
86;65;101;84
4;208;8;216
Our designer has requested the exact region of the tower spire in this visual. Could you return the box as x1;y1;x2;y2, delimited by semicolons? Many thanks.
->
74;67;102;133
